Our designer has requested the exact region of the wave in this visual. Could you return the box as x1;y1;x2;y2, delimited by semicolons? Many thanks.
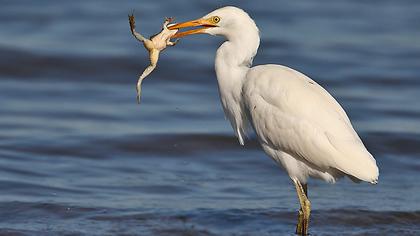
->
3;129;420;160
0;45;215;85
365;131;420;156
0;133;260;161
0;202;418;235
93;133;261;156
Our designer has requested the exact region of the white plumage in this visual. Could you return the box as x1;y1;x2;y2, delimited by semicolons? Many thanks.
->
244;64;378;184
169;6;379;235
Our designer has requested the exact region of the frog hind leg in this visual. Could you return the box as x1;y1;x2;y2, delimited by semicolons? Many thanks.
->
128;13;147;42
136;49;160;104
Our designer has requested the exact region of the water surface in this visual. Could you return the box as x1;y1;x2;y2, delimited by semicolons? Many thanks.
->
1;0;420;235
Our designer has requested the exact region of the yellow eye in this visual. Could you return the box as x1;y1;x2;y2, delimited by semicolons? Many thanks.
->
212;16;221;23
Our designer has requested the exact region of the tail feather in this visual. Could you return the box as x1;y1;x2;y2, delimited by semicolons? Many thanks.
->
326;133;379;183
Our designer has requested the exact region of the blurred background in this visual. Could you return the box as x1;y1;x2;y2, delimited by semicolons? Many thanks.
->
0;0;419;235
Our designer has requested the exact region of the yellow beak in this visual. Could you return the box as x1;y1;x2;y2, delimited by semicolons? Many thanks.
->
168;18;217;38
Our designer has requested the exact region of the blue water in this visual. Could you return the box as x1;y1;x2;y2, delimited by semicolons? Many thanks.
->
1;1;420;235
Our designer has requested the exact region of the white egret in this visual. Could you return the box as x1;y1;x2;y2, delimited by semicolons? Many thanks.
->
168;6;379;235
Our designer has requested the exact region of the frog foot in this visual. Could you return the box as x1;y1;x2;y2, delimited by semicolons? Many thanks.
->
163;17;175;29
167;38;179;46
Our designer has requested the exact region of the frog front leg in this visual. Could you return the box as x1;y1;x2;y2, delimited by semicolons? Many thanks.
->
163;17;179;46
163;17;175;28
166;38;179;46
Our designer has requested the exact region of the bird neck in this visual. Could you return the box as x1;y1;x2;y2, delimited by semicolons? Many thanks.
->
214;32;260;144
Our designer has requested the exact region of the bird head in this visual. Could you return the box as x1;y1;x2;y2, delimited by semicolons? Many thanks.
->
169;6;258;41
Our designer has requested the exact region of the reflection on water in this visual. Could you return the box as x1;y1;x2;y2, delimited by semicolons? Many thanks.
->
0;0;419;235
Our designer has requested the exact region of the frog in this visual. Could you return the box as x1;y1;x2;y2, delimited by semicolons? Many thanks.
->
128;13;179;103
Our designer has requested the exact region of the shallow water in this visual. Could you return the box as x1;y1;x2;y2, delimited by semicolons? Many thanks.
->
1;0;420;235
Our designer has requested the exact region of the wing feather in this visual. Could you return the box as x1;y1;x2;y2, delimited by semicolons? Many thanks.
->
243;65;378;182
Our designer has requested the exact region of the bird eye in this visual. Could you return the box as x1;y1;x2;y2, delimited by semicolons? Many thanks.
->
212;16;220;23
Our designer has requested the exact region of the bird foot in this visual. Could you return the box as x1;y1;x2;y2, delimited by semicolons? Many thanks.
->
295;209;304;235
294;180;311;236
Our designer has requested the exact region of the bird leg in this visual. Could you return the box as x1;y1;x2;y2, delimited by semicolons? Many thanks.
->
293;179;310;236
